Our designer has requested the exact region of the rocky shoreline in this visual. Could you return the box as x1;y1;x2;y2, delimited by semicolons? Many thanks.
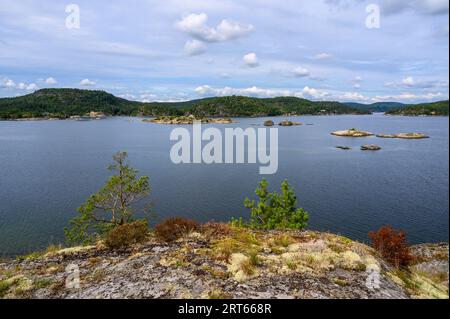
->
0;228;447;299
143;116;234;125
331;129;429;139
331;129;374;137
376;133;429;139
332;129;430;152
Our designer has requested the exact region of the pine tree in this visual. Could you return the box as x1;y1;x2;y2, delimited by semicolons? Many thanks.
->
65;152;150;245
244;179;309;230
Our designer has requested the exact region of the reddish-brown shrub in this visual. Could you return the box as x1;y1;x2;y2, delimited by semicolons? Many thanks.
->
201;222;233;238
154;217;199;242
369;225;414;268
104;220;148;249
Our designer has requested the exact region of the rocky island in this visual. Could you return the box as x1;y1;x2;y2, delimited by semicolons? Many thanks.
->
331;129;374;137
143;116;234;125
263;120;302;127
376;133;430;139
278;121;302;127
336;146;352;150
361;145;382;151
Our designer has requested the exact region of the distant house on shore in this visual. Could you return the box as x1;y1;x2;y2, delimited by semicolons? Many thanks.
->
89;111;106;119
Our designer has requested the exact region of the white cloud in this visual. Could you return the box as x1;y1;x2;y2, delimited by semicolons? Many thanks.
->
313;53;333;60
45;77;57;85
301;86;329;99
139;93;158;103
2;79;38;90
184;39;207;56
243;53;259;67
17;83;27;89
293;67;310;77
1;78;16;88
373;92;444;102
176;13;254;43
194;84;446;103
79;79;96;86
194;85;329;100
26;83;38;90
340;92;370;102
385;76;448;89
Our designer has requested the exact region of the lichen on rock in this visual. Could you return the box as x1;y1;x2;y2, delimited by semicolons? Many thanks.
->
0;228;447;299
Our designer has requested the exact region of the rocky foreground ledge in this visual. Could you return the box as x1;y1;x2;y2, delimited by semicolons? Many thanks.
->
0;228;448;299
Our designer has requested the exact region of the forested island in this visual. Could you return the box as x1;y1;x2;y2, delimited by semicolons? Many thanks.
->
386;100;449;116
344;101;449;115
344;102;406;113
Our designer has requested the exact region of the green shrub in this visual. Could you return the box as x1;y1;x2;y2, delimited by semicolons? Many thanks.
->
230;217;245;228
34;278;54;289
244;179;309;230
0;280;11;297
154;217;199;242
104;220;149;249
212;229;261;261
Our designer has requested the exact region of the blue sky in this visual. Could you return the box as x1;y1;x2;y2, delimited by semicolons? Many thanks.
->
0;0;448;103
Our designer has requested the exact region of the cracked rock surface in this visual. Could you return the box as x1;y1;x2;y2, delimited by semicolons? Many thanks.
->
1;228;447;299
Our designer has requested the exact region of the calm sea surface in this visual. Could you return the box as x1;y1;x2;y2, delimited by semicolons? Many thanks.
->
0;115;448;256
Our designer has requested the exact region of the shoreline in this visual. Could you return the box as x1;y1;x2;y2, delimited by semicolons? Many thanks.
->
2;226;448;261
1;113;449;122
1;227;448;299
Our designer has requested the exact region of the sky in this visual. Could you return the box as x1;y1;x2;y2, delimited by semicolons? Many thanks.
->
0;0;448;103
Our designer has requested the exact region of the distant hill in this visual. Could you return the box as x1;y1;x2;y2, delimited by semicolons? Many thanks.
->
344;102;405;113
0;89;368;119
0;89;142;119
386;100;449;116
185;96;368;117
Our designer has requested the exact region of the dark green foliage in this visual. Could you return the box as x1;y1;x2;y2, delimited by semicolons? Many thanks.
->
344;102;405;113
0;89;368;119
0;89;142;119
190;96;368;117
0;280;11;297
104;220;149;249
3;88;445;119
386;100;449;116
65;151;151;245
154;217;199;242
244;179;309;230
